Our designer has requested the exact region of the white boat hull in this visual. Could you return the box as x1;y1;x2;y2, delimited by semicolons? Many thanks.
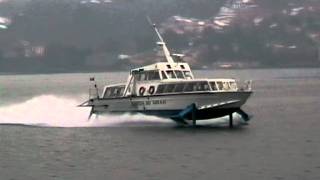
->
86;91;252;120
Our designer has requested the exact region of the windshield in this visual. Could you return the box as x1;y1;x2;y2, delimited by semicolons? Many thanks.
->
166;70;176;79
175;70;184;79
183;71;192;79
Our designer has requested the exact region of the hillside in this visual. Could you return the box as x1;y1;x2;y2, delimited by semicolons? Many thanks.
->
0;0;319;73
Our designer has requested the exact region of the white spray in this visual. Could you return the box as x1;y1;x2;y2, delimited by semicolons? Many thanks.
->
0;95;239;128
0;95;172;127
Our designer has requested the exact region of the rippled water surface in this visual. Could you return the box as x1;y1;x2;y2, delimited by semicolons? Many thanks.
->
0;68;320;180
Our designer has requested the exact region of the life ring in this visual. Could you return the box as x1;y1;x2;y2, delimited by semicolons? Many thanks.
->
148;86;155;95
139;87;146;96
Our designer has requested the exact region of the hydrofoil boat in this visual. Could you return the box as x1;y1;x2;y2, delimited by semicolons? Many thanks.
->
79;22;253;127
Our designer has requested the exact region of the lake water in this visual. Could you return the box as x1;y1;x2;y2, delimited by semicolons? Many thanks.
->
0;68;320;180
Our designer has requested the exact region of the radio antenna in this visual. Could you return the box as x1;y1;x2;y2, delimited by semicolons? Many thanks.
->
147;16;175;63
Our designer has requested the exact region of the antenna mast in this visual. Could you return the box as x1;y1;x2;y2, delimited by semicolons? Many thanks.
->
147;16;175;64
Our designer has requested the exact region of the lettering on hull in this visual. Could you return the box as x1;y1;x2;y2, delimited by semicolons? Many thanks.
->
145;100;166;106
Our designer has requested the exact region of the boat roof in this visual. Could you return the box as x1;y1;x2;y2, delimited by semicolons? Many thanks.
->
105;83;126;88
131;62;191;72
159;78;236;82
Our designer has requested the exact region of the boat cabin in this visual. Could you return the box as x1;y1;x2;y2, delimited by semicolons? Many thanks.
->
102;77;238;99
131;62;194;81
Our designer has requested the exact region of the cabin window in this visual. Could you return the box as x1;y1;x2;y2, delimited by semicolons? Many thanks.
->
197;82;210;91
161;71;168;79
229;82;237;90
133;71;140;81
119;87;125;96
223;82;230;90
180;65;185;69
104;86;125;98
175;70;184;79
174;83;185;92
113;87;124;97
114;88;121;96
135;71;161;81
164;84;176;93
153;71;161;80
183;71;192;79
146;71;160;80
184;82;197;92
216;82;224;90
210;82;218;91
156;84;166;94
166;65;171;69
138;72;146;81
109;88;116;97
105;87;115;97
104;88;112;98
166;70;176;79
145;71;152;80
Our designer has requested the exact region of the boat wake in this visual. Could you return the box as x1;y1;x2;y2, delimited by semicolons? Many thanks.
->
0;95;243;128
0;95;172;127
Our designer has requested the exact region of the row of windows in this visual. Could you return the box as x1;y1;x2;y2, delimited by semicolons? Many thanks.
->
104;86;125;98
103;81;237;97
210;81;237;91
156;81;237;94
134;71;161;81
163;70;192;79
156;82;211;94
134;70;193;81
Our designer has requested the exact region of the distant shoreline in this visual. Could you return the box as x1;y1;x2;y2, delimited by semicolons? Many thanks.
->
1;66;319;76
